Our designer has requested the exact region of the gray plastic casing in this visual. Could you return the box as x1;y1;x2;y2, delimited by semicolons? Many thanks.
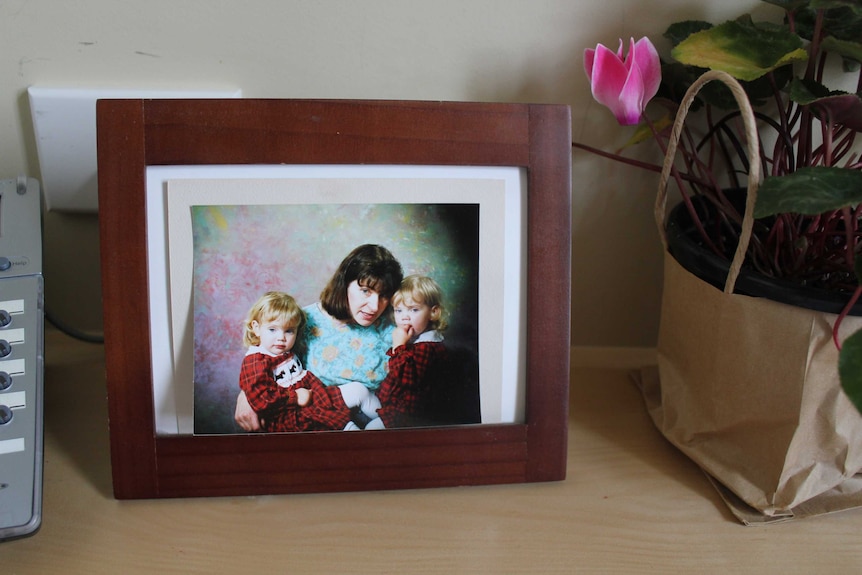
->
0;177;44;541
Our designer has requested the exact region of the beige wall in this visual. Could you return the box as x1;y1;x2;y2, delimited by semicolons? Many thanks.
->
0;0;766;346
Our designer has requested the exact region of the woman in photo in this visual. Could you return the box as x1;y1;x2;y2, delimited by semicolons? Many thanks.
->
234;244;403;431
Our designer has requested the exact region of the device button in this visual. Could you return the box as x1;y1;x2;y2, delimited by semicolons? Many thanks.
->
0;405;12;425
0;310;10;328
0;258;9;271
0;372;10;391
0;341;10;358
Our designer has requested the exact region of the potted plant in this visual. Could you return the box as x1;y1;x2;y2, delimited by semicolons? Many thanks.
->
575;0;862;520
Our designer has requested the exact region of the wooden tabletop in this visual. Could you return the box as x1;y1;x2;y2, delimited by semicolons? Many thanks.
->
3;331;861;574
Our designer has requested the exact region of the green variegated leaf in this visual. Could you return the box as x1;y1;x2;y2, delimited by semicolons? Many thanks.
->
655;60;764;110
839;328;862;415
821;35;862;72
663;20;712;48
762;0;810;10
821;35;862;64
790;78;862;131
790;77;834;102
796;1;862;43
754;167;862;218
672;17;808;81
811;0;862;15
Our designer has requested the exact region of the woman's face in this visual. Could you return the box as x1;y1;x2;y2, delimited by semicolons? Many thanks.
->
346;280;389;326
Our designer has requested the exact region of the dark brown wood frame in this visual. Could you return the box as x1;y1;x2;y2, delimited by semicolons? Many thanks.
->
97;99;571;499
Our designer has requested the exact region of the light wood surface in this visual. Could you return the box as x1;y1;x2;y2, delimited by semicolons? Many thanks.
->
3;330;861;573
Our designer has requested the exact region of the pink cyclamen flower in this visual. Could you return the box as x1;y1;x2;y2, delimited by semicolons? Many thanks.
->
584;37;661;125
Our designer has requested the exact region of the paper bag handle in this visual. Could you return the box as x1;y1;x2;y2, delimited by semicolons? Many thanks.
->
655;69;761;294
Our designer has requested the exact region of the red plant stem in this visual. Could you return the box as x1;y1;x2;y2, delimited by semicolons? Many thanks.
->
832;129;855;164
834;285;862;351
571;137;713;190
843;206;855;269
571;141;665;173
786;7;797;34
767;72;794;176
641;114;728;258
822;115;833;167
805;9;825;81
797;10;825;171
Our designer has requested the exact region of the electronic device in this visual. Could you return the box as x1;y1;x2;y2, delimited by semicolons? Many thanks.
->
0;176;44;541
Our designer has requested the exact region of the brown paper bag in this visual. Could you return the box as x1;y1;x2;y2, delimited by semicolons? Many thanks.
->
639;70;862;522
638;253;862;521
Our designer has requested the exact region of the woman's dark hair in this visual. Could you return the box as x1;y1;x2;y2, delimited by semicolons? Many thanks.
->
320;244;403;321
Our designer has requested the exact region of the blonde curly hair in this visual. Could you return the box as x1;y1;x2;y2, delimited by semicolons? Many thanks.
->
392;275;448;332
242;291;305;347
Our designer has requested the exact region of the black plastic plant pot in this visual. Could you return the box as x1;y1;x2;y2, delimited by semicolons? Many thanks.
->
665;200;862;317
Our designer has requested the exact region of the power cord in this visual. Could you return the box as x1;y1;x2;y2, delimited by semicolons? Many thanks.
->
37;181;104;345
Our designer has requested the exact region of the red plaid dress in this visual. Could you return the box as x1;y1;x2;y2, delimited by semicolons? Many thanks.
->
376;340;447;428
238;351;351;432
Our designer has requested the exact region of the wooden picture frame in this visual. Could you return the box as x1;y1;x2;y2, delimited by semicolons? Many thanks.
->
97;99;571;499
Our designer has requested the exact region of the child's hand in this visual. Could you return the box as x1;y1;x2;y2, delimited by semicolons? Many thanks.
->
296;387;311;406
392;325;414;349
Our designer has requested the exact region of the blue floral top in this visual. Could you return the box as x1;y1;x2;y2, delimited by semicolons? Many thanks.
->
302;302;394;391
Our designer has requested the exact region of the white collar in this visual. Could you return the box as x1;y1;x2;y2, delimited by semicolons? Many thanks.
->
414;330;444;344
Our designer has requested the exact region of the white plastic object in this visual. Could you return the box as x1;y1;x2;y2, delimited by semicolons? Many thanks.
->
28;87;242;212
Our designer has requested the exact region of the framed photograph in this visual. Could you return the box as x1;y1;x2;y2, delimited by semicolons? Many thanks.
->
97;99;571;499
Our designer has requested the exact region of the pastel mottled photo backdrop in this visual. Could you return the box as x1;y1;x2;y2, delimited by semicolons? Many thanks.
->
192;202;479;433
